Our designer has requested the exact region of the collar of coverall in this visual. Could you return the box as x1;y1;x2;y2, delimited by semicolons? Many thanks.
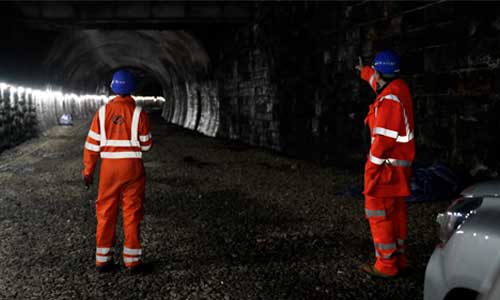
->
110;95;134;103
376;77;396;95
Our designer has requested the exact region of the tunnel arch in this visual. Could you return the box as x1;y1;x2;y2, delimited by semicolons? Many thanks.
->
44;30;220;136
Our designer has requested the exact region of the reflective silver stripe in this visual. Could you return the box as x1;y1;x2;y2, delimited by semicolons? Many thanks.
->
387;158;411;167
373;127;398;139
96;247;112;255
88;130;100;141
379;94;414;144
96;255;112;263
105;140;140;147
98;105;142;152
123;257;141;263
369;153;411;167
139;133;151;142
131;106;141;143
123;247;142;256
375;242;397;250
98;106;106;147
369;153;385;165
85;142;100;152
365;209;386;217
397;239;405;246
375;249;393;259
141;145;152;151
369;74;375;86
101;152;142;159
382;94;401;103
396;131;414;143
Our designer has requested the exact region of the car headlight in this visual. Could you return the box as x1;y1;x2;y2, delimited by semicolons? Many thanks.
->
436;197;483;244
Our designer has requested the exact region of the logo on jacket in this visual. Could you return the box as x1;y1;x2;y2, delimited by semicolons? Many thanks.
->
112;115;125;125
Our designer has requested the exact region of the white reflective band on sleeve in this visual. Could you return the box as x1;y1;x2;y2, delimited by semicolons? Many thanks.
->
105;140;140;147
99;106;107;147
123;257;142;263
381;94;401;103
375;242;397;250
96;247;112;255
85;142;100;152
131;106;142;143
369;75;375;86
88;130;100;141
373;127;398;139
100;152;142;159
141;145;152;151
123;247;142;256
365;209;386;217
139;133;151;142
96;255;112;263
369;153;411;167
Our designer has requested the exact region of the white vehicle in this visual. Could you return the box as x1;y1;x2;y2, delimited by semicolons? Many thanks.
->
424;180;500;300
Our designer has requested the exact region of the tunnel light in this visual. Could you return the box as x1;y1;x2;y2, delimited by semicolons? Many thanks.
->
0;81;164;110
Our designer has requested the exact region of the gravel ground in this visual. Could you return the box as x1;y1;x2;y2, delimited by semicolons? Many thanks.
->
0;110;448;300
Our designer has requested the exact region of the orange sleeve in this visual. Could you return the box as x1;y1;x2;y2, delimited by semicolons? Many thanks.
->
361;66;377;92
138;110;152;152
82;111;101;176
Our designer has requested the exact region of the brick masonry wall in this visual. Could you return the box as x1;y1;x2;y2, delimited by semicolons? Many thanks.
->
206;1;500;178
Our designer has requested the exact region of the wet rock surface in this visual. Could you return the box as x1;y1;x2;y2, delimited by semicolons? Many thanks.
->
0;111;447;299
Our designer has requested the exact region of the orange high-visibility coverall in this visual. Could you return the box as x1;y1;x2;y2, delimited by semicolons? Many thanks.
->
83;96;152;267
361;66;415;276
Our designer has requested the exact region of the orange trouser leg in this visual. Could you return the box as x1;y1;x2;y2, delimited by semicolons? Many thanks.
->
393;197;408;269
121;175;145;267
365;196;400;276
95;165;122;266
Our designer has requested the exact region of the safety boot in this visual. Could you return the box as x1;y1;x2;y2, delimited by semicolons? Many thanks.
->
359;263;397;278
96;262;118;273
125;262;152;275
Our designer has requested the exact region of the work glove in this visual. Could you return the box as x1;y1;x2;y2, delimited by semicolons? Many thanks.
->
83;173;93;188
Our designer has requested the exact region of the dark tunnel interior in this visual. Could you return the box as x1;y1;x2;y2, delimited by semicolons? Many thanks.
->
1;1;499;181
1;1;500;300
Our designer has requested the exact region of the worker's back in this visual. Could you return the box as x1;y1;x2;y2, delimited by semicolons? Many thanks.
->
97;95;150;160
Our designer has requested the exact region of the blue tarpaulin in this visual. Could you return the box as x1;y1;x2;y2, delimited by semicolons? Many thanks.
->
336;163;460;203
406;163;459;203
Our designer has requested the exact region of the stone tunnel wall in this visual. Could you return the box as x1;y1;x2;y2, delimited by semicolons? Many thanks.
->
207;1;500;178
162;79;219;137
0;85;101;151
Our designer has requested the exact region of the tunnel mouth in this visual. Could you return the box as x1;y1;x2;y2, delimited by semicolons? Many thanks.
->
40;29;220;136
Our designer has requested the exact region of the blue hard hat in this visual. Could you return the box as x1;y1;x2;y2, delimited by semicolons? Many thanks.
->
110;70;136;94
372;50;400;75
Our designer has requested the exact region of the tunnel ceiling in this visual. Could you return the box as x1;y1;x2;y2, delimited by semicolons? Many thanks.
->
44;30;211;93
0;1;254;93
1;1;252;30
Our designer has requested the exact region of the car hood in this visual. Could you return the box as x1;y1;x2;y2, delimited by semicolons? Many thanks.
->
461;180;500;198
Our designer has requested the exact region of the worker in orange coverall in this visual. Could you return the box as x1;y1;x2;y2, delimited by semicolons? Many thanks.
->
82;69;153;273
356;50;415;278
